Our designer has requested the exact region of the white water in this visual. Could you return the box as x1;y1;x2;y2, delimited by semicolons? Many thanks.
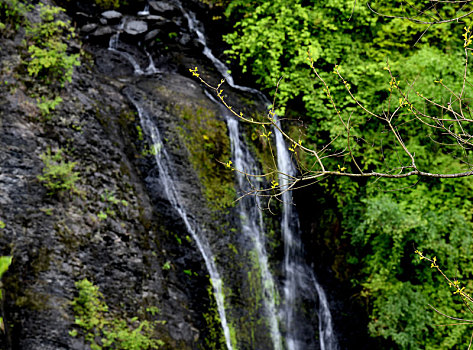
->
181;3;338;349
108;20;145;75
138;3;150;16
125;92;234;350
313;274;337;350
108;18;159;75
228;117;283;350
180;7;262;96
144;48;159;74
274;122;301;350
220;96;283;350
274;122;337;350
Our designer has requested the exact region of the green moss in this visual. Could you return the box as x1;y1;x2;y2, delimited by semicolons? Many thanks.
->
200;285;226;350
15;288;48;310
55;222;80;251
30;247;51;275
117;110;136;132
175;105;236;211
0;256;11;330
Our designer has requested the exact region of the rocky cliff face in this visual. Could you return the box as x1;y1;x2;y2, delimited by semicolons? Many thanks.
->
0;0;252;349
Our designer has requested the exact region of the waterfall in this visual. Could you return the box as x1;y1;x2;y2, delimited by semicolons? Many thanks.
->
227;117;283;350
123;92;234;350
274;122;337;350
180;6;261;96
274;122;303;350
108;20;145;75
144;48;159;75
181;4;338;349
313;275;337;350
108;18;158;75
204;89;283;350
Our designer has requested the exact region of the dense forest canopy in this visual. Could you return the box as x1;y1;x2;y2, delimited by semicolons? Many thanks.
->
220;0;473;348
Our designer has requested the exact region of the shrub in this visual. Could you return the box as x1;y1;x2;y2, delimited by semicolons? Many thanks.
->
24;3;80;89
70;279;163;350
0;256;12;332
0;0;29;35
37;148;80;195
36;96;63;117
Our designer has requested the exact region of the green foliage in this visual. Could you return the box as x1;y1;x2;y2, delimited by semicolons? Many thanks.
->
343;188;473;348
37;148;80;196
71;279;163;350
24;3;80;89
0;221;5;229
97;211;108;221
0;256;12;282
36;96;63;117
200;285;226;350
0;256;12;331
161;261;171;270
224;0;466;175
0;0;29;35
98;190;128;219
2;2;80;118
94;0;122;10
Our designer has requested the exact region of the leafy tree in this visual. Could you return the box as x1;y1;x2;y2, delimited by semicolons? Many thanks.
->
222;0;470;182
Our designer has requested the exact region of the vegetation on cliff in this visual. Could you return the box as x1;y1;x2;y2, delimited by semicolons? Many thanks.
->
70;279;164;350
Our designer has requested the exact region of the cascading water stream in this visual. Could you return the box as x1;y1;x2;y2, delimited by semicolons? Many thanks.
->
123;91;234;350
108;20;145;75
313;274;337;350
205;90;283;350
228;117;283;350
180;3;338;349
144;48;159;74
108;14;159;75
274;122;301;350
274;123;337;350
180;6;262;97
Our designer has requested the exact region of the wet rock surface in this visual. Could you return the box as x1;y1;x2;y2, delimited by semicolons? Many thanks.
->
101;10;122;20
124;20;148;35
0;0;245;349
